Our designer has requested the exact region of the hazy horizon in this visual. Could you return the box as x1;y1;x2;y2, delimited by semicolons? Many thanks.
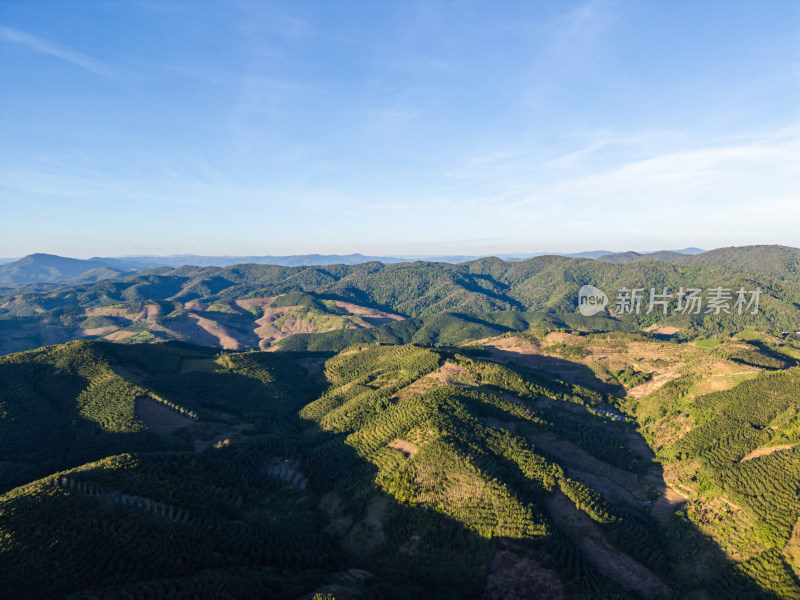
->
0;245;719;263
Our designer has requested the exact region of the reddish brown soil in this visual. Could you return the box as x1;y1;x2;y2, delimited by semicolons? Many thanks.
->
233;296;277;311
333;301;403;322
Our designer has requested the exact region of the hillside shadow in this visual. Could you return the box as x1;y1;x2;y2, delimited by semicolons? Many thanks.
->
291;424;496;599
458;275;525;310
297;395;792;599
0;360;186;495
436;351;795;598
748;339;799;368
482;346;627;397
2;343;792;600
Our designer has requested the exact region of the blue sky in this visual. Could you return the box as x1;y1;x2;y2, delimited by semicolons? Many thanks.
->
1;0;798;258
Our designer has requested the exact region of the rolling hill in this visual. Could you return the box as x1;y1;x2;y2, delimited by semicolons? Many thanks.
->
597;245;800;284
2;336;799;598
0;246;712;284
1;248;799;356
2;246;798;598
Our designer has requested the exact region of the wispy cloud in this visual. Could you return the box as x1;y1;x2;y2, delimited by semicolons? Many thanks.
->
0;26;112;77
544;130;800;209
547;0;616;62
437;124;800;249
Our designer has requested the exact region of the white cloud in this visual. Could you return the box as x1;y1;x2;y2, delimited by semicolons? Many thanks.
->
546;131;800;210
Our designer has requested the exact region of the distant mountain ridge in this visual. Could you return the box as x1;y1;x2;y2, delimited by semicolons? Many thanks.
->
91;253;407;270
0;248;710;284
7;245;797;287
0;253;132;284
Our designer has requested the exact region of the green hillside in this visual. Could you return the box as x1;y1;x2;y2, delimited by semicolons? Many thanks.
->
2;339;799;598
278;310;634;352
684;246;800;283
2;249;800;356
597;246;800;284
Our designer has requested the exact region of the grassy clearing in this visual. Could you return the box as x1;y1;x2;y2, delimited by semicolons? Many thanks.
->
695;338;724;350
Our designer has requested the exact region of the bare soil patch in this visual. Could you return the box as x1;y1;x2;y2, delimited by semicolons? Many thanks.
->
333;301;404;321
86;306;145;320
482;543;565;600
182;301;208;311
104;330;136;341
740;444;797;463
485;335;541;352
627;370;684;399
388;439;418;457
650;485;688;525
79;326;118;337
434;361;474;385
392;370;445;400
392;361;476;401
485;345;585;380
0;329;43;355
158;315;223;347
185;313;244;350
546;491;671;599
784;519;800;578
232;300;400;349
135;397;192;434
530;433;640;501
340;495;388;559
645;324;681;335
143;303;160;320
482;336;542;364
688;360;760;400
234;296;277;311
545;332;583;344
252;307;320;348
263;457;309;489
626;432;655;462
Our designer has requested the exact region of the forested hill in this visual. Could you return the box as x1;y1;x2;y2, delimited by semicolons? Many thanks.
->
3;337;799;598
0;252;797;358
597;245;800;283
1;253;798;317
